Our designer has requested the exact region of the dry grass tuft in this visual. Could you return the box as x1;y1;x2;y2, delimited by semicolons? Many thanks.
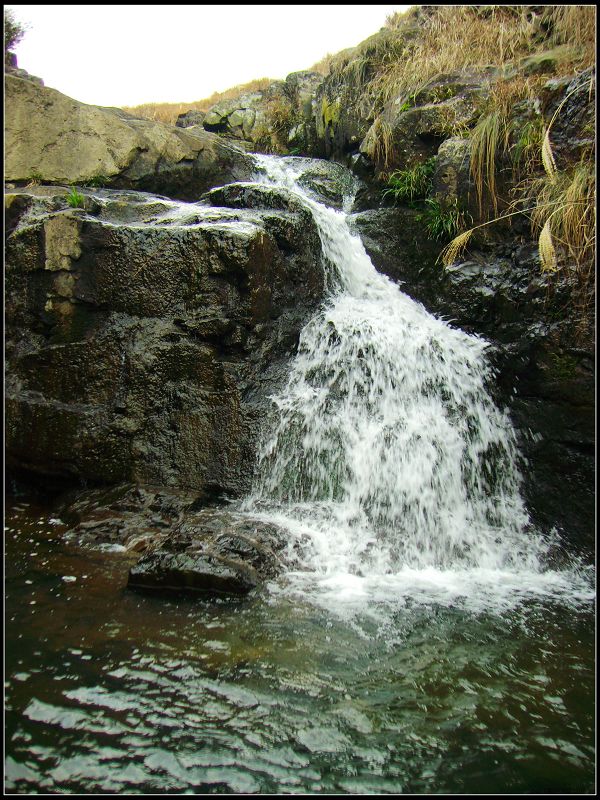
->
309;52;336;76
439;229;475;267
530;161;596;271
542;5;596;68
370;117;394;168
538;219;558;272
365;6;595;118
470;75;543;217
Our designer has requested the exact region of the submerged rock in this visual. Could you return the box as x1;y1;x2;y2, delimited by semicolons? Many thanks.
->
57;483;292;596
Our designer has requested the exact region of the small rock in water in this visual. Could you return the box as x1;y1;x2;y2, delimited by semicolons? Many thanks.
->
62;576;77;583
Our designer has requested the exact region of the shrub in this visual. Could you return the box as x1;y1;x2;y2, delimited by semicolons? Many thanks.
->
421;198;472;241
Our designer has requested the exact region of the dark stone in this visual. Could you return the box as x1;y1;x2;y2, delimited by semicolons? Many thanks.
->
5;185;325;495
56;483;294;597
348;207;443;304
128;551;259;595
56;480;291;596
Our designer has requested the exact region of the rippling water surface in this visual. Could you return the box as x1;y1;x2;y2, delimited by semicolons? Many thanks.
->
5;499;595;794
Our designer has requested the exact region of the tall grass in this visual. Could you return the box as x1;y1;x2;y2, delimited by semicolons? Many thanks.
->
470;76;544;217
368;6;595;116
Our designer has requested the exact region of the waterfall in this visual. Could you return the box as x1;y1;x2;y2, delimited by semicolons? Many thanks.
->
240;156;592;612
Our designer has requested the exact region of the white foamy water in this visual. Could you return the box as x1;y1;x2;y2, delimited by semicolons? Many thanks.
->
240;155;594;614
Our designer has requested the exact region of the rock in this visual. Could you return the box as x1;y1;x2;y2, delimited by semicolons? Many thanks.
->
314;29;406;160
128;550;259;595
201;73;323;156
204;92;265;134
540;67;595;168
431;137;472;208
360;70;490;172
204;157;358;210
517;45;582;76
175;109;206;128
55;483;294;596
349;207;443;300
295;158;358;208
128;508;291;595
5;75;255;200
5;185;325;493
282;71;324;154
5;64;44;85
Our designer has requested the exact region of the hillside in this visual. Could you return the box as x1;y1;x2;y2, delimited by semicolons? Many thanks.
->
123;5;595;337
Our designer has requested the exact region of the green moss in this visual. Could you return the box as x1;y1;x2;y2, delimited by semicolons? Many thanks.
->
547;353;579;381
321;98;341;129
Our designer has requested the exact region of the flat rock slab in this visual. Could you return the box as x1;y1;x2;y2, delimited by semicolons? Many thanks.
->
128;551;259;595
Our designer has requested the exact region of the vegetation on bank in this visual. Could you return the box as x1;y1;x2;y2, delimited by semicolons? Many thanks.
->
364;6;595;337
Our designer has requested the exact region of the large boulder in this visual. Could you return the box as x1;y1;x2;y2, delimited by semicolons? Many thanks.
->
202;72;323;156
127;508;291;595
175;109;206;128
203;89;272;140
4;75;254;200
360;70;492;172
205;157;358;210
5;184;325;495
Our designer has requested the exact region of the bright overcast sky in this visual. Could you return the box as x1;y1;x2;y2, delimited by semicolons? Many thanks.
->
8;5;412;107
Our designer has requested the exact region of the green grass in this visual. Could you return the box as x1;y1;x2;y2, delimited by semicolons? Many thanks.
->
67;187;85;208
420;198;472;241
383;157;436;203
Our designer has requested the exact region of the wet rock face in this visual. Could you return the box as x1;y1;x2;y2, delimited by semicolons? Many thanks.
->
203;158;357;211
5;185;325;496
57;483;295;596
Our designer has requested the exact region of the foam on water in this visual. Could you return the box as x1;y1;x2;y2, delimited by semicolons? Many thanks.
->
240;155;594;614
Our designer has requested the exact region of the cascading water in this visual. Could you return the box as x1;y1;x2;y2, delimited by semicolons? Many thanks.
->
240;155;592;613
